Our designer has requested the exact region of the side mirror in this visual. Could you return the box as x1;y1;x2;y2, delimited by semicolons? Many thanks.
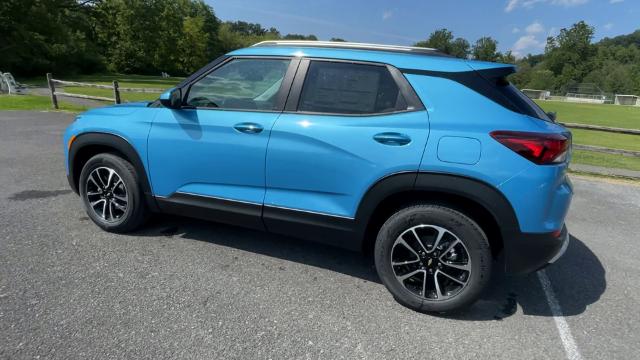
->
159;87;183;109
547;111;557;122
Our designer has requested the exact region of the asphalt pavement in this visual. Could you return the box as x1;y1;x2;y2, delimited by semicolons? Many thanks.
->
1;110;639;359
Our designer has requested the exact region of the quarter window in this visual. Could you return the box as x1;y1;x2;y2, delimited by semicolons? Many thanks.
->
495;77;551;121
186;58;291;111
298;61;408;115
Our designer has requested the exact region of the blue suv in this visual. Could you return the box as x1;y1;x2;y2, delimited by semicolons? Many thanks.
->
64;41;572;312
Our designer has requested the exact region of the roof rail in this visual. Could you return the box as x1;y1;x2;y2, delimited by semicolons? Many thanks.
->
251;40;449;57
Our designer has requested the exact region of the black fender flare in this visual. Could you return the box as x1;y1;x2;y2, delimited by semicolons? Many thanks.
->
67;132;157;210
354;171;521;262
354;171;419;232
412;172;520;235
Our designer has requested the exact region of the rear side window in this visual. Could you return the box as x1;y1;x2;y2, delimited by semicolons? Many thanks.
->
494;77;551;121
298;61;408;115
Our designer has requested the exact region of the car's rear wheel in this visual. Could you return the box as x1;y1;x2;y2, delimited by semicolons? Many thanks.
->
79;153;147;232
374;204;491;313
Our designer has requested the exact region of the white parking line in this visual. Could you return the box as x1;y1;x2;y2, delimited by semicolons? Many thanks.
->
537;270;584;360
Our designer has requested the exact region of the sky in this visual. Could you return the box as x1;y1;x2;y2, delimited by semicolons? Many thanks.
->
207;0;639;57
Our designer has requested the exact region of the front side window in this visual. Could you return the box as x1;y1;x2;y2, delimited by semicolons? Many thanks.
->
186;58;291;111
298;61;408;115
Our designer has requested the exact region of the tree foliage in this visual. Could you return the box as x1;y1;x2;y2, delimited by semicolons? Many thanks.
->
282;34;318;40
450;38;471;59
412;23;640;96
91;0;220;75
0;0;104;75
414;29;507;62
510;21;640;95
0;0;319;76
472;37;499;61
415;29;454;53
1;2;639;96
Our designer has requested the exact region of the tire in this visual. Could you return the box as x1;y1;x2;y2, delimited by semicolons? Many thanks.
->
374;204;491;313
78;153;148;233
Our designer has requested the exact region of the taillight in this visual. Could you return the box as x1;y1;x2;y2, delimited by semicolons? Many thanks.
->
490;131;569;165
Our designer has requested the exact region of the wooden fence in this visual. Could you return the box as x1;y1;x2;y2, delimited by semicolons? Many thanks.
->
46;73;163;109
558;122;640;157
560;122;640;135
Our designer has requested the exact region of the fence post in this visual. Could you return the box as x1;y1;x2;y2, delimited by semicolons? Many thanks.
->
46;73;58;109
112;80;121;104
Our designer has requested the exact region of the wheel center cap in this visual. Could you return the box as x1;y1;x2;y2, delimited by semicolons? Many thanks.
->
427;258;433;266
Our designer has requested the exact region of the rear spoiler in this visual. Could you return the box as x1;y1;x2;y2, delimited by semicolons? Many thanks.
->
399;65;523;115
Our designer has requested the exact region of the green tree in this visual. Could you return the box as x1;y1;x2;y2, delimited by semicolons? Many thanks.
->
0;0;104;75
226;21;267;36
216;21;282;54
450;38;470;59
596;29;640;48
544;21;595;78
415;29;454;53
498;50;516;64
526;69;556;90
600;61;635;94
415;29;470;59
94;0;219;75
179;16;209;74
472;37;499;61
282;34;318;40
2;0;639;98
509;62;532;89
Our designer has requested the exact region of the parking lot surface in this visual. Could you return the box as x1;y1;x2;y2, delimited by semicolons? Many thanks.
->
1;111;639;359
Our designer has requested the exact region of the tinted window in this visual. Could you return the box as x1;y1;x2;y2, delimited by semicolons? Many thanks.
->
187;58;290;111
494;77;551;121
400;67;550;121
298;61;407;114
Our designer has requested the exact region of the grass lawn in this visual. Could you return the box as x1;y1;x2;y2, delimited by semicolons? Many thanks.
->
534;100;640;172
573;150;640;172
571;128;640;152
535;100;640;130
0;94;89;112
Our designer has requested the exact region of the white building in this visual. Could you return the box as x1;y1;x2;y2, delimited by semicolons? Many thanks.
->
614;94;639;106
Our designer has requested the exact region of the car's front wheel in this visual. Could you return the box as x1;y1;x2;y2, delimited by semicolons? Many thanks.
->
374;204;491;313
78;153;148;233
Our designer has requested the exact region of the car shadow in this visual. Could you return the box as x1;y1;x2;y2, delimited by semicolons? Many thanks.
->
441;234;606;321
135;217;605;320
138;215;379;282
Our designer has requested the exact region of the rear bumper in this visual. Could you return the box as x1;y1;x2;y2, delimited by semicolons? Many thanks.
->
504;224;569;274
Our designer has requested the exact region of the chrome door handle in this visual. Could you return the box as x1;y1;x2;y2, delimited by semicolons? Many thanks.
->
373;132;411;146
233;122;263;134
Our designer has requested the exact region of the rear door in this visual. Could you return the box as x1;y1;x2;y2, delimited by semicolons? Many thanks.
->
263;59;430;232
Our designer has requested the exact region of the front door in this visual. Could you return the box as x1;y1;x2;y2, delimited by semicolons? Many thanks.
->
147;57;296;227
